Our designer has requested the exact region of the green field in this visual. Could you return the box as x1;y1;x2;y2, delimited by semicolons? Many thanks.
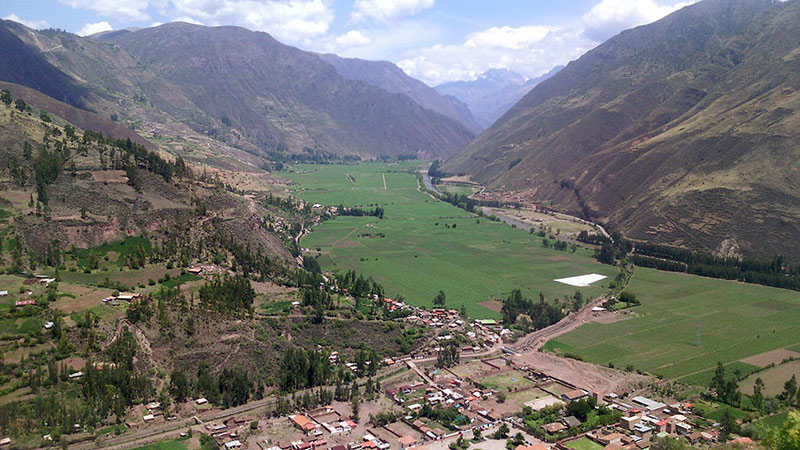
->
564;437;603;450
437;184;478;196
129;437;188;450
545;267;800;383
73;236;152;268
285;163;615;318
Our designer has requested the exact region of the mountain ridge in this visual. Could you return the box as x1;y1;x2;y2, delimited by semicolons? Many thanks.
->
444;0;800;259
0;20;475;161
436;66;562;128
319;53;483;133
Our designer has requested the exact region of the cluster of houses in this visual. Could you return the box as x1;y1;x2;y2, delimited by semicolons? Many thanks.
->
269;407;386;450
203;416;254;449
558;394;718;449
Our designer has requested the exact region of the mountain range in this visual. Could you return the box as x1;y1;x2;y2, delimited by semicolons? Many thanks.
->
445;0;800;259
436;67;562;128
0;20;475;160
319;53;483;134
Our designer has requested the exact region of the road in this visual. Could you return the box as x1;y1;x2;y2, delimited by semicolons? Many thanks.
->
510;296;608;353
75;397;277;450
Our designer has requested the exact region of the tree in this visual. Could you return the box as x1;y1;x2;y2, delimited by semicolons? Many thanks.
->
566;398;595;422
472;427;482;441
764;410;800;450
351;389;360;422
650;435;691;450
712;362;726;398
433;290;446;307
719;409;739;442
596;242;617;264
170;370;190;403
0;89;11;106
781;374;798;405
126;164;141;191
753;377;765;411
14;98;27;112
492;423;509;439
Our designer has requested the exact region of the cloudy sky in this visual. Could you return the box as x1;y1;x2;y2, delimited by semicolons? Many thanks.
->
2;0;696;85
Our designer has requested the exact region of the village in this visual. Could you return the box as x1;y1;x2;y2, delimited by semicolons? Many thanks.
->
72;290;731;450
167;345;727;450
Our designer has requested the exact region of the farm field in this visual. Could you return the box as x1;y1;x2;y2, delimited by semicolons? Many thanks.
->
740;360;800;397
437;183;478;196
284;163;616;318
544;267;800;384
129;437;189;450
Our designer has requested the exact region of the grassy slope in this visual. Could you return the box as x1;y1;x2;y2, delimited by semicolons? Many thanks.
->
545;267;800;383
286;163;615;318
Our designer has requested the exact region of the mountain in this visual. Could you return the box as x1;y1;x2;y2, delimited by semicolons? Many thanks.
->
0;21;474;160
436;67;561;128
445;0;800;260
0;83;293;260
0;21;89;108
319;53;483;133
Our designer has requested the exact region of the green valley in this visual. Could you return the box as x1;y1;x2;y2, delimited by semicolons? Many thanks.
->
286;163;616;318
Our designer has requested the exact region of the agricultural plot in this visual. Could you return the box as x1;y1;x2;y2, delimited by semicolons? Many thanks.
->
129;437;189;450
437;184;478;196
741;360;800;397
545;267;800;384
285;163;615;318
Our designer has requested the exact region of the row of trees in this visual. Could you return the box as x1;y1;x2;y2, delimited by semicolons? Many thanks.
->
338;205;385;219
584;229;800;291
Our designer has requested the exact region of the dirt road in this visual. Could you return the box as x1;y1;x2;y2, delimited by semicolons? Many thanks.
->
510;296;609;353
75;397;277;450
508;297;651;393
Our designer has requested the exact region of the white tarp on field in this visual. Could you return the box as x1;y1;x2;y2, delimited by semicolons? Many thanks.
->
554;273;607;287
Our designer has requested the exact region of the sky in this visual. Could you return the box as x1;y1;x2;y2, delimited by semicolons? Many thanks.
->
2;0;697;86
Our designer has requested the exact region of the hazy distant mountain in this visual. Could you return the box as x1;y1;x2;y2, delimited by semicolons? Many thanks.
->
445;0;800;259
436;67;562;128
319;53;483;133
0;21;474;159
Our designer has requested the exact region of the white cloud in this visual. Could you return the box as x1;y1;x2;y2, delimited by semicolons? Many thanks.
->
465;26;555;50
59;0;151;21
351;0;434;22
398;26;592;85
3;13;50;29
335;30;371;47
581;0;697;41
77;20;113;36
168;0;333;42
